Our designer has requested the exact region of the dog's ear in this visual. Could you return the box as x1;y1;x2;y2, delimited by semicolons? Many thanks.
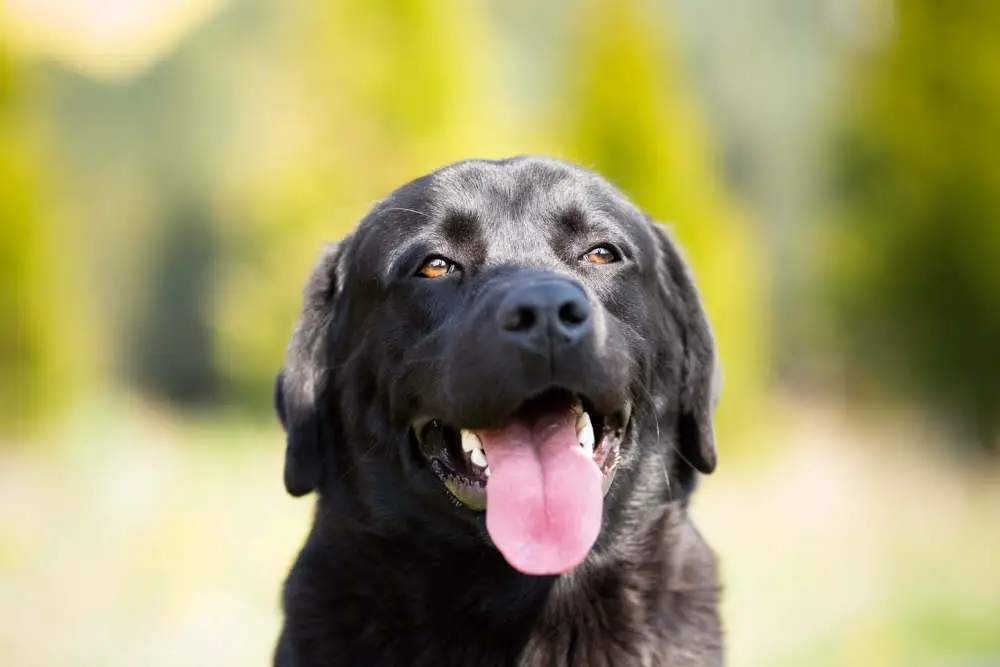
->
275;241;344;496
652;222;721;474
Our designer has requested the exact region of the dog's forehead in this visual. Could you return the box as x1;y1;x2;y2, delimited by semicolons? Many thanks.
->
430;158;584;214
352;157;652;276
431;160;592;258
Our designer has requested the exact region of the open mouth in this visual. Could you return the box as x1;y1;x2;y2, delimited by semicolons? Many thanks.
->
413;389;626;512
413;388;628;574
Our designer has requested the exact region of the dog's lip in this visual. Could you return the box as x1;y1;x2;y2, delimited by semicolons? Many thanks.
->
412;391;630;511
412;390;631;439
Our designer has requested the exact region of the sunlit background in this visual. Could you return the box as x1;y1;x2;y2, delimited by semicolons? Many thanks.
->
1;0;998;665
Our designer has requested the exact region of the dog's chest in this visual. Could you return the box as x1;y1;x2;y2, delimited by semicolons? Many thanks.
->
284;515;722;666
515;552;723;667
517;597;722;667
515;572;657;667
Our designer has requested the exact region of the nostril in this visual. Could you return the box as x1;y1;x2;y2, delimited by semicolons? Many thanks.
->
496;280;590;346
501;305;538;333
558;298;590;328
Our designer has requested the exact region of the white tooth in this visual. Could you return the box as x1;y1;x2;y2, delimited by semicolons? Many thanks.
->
470;447;488;469
461;430;488;468
578;412;595;456
484;466;491;478
461;430;482;454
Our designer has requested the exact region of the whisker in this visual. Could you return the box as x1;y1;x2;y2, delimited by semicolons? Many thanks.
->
631;382;691;502
331;440;381;485
384;206;431;219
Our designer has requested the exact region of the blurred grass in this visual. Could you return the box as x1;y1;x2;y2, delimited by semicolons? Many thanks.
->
1;394;996;667
698;399;1000;667
0;394;311;666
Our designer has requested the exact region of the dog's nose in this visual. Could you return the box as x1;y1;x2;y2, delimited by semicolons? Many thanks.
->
497;280;592;352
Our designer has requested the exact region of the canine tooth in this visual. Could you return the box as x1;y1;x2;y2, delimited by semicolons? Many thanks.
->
461;430;488;469
578;412;595;456
484;466;491;478
470;447;488;469
461;430;483;454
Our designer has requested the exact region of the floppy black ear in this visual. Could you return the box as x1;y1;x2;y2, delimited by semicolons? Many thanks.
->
275;241;344;496
652;223;721;474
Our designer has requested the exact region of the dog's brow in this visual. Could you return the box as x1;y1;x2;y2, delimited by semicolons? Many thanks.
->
556;206;588;235
441;213;481;245
437;211;487;262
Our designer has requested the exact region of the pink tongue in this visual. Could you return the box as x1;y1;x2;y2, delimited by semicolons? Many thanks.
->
481;412;603;575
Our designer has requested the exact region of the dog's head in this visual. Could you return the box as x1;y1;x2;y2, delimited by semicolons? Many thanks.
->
275;157;719;575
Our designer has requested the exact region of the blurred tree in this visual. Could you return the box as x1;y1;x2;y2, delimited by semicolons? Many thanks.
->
39;4;253;413
40;0;305;413
827;0;1000;454
129;199;218;406
552;0;771;442
0;49;88;435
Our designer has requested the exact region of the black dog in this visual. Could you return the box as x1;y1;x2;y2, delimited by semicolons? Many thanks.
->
273;156;724;666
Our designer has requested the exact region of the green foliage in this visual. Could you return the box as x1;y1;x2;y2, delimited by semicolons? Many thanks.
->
553;0;770;439
130;201;219;405
827;0;1000;452
0;50;86;434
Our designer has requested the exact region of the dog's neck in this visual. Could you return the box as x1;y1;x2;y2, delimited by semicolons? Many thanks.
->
310;495;561;615
282;456;721;665
306;447;699;614
285;501;721;667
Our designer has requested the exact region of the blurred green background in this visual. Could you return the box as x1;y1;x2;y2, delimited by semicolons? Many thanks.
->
1;0;997;665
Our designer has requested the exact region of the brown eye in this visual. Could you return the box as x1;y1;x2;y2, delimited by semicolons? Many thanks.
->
417;257;457;278
582;245;619;265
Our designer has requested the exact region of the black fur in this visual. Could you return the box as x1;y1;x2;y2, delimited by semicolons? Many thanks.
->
273;157;724;666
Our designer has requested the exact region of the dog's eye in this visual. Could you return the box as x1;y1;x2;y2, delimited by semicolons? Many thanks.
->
417;257;458;278
582;245;619;265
